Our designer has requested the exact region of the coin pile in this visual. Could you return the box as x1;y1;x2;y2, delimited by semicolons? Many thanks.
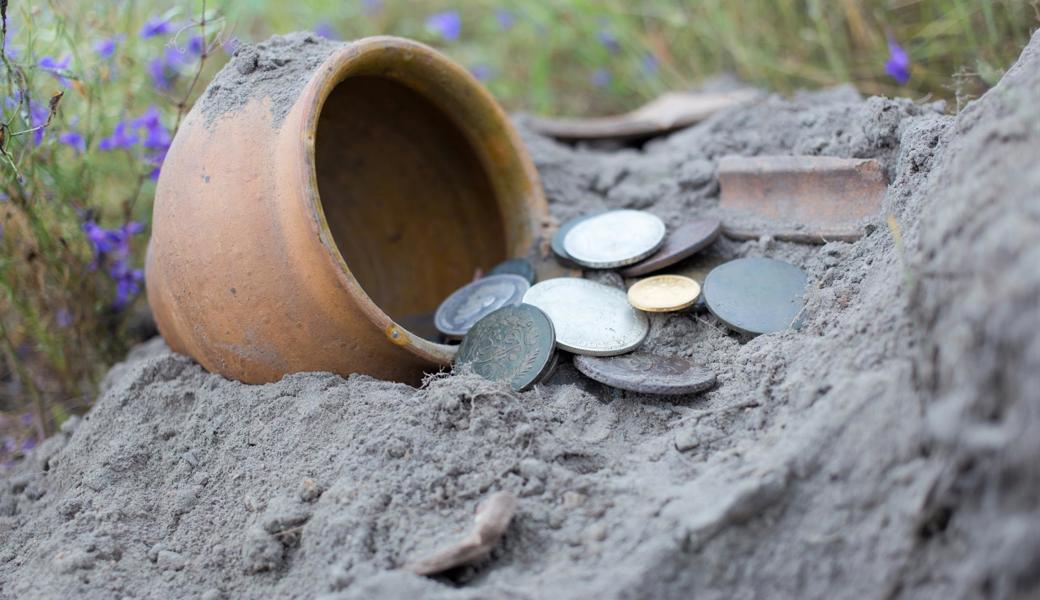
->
432;208;808;394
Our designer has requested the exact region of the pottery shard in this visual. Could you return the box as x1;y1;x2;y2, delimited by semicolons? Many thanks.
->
718;155;887;243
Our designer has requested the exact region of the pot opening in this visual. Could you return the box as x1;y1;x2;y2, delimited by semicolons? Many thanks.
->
314;75;508;341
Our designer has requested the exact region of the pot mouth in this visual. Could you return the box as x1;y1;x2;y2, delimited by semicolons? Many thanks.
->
301;37;544;367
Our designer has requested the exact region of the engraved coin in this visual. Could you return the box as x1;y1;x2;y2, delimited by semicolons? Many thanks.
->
552;212;603;264
628;275;701;312
563;209;666;269
619;218;722;277
455;304;556;392
488;258;536;284
523;278;649;356
573;352;716;395
702;257;808;336
434;274;530;339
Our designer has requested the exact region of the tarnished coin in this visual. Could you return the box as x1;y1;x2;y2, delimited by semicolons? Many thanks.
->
563;210;666;269
573;352;716;395
435;274;530;339
536;351;561;385
551;212;602;264
455;304;556;392
702;257;807;336
523;278;649;356
627;275;701;312
488;258;536;284
619;218;722;277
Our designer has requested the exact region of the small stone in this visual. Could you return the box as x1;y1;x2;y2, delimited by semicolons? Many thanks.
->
674;429;700;452
587;523;608;542
298;478;324;503
157;550;186;571
562;491;587;509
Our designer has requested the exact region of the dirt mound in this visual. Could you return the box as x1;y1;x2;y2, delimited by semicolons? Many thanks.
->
2;32;1038;600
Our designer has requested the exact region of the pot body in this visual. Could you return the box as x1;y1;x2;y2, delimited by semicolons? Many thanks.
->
146;35;547;384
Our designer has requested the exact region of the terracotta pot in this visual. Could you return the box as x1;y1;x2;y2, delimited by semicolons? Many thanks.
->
146;36;547;385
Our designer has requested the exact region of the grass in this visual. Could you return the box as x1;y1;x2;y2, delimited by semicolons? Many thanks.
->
0;0;1035;461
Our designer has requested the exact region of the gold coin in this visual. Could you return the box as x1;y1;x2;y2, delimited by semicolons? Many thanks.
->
627;275;701;312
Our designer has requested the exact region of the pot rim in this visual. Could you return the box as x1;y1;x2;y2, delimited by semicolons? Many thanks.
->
296;36;543;368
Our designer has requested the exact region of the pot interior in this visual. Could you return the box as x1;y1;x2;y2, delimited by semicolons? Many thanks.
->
314;76;508;340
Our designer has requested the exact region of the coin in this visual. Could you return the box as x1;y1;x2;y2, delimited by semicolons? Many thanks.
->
619;218;722;277
563;210;666;269
551;212;602;264
627;275;701;312
455;304;556;392
573;352;716;395
488;258;536;284
434;274;530;339
523;278;649;356
536;351;561;385
702;257;807;335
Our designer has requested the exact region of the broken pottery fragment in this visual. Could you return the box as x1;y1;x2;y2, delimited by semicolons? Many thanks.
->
718;155;886;243
528;89;759;142
404;491;518;576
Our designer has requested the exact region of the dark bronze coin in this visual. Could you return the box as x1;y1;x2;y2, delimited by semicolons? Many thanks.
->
702;257;807;335
434;274;530;339
573;352;716;395
619;218;722;277
488;258;536;284
551;212;602;264
455;304;556;392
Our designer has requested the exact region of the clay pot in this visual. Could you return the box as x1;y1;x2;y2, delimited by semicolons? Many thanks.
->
146;36;547;385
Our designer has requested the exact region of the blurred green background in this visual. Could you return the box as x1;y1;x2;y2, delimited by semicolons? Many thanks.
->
0;0;1035;458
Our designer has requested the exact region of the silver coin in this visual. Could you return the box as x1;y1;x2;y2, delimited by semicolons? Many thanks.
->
523;278;649;356
435;274;530;339
562;210;666;269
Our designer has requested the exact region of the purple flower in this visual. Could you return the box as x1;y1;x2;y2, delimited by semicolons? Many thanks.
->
94;36;120;59
55;308;73;328
140;16;174;39
470;64;492;82
59;130;86;153
148;46;191;90
495;9;515;30
82;219;146;309
222;37;240;55
38;55;72;87
641;53;659;75
885;38;910;85
18;412;33;426
597;29;620;54
590;68;611;88
314;23;338;40
98;121;138;151
426;11;461;41
29;101;49;145
19;434;37;452
188;35;205;56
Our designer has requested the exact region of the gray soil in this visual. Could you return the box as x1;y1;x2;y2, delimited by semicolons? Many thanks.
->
2;32;1039;600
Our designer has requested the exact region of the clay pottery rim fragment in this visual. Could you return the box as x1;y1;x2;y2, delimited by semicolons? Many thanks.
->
146;36;548;385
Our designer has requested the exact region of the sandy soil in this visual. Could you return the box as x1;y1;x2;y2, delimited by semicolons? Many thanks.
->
1;32;1038;600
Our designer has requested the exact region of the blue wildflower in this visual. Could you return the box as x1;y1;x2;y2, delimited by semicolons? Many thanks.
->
495;9;515;30
885;38;910;85
314;23;338;40
29;101;49;145
597;29;620;54
93;36;120;59
38;55;72;87
148;46;191;90
98;121;138;151
82;219;145;308
55;308;73;328
222;37;239;55
108;259;145;309
140;16;174;39
590;68;611;88
426;11;461;41
188;35;206;56
470;64;492;82
59;130;86;153
641;53;659;75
